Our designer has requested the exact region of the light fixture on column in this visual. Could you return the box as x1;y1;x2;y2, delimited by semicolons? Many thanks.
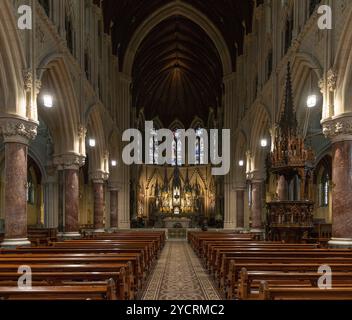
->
307;94;317;108
43;94;54;108
111;160;117;167
260;138;268;148
239;160;245;167
89;138;96;148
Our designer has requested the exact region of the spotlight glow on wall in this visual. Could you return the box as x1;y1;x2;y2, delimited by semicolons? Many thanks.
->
89;138;96;148
43;94;53;108
260;139;268;148
239;160;245;167
307;94;318;108
111;160;117;167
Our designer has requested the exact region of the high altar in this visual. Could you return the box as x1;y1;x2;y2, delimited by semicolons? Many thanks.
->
134;165;222;228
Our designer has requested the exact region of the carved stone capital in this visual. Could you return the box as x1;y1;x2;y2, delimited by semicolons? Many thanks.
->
54;153;86;170
90;170;109;183
327;69;338;92
0;117;38;144
322;115;352;142
23;71;33;92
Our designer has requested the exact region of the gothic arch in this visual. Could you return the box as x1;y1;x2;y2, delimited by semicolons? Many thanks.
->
250;103;271;175
38;56;80;155
86;104;108;174
0;1;27;116
332;5;352;115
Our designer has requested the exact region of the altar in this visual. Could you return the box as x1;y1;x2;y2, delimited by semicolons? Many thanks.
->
163;217;191;228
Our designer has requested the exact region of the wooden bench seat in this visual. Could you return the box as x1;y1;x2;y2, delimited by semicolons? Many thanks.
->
238;269;352;300
0;270;128;300
259;281;352;300
0;282;116;300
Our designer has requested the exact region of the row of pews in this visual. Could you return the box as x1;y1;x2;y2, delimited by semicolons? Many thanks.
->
0;231;165;300
188;231;352;300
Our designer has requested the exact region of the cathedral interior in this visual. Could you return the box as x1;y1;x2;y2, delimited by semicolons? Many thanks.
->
1;0;352;303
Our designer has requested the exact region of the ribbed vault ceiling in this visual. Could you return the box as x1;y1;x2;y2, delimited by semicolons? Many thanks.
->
132;16;223;127
101;0;254;127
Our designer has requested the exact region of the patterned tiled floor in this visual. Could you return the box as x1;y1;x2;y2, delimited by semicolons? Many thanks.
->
141;240;222;300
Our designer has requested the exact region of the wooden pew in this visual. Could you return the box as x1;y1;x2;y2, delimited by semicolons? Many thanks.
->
258;281;352;300
238;268;352;300
0;271;127;300
0;281;116;300
227;261;352;299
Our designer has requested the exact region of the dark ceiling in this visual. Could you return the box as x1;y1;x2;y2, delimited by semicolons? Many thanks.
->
100;0;254;127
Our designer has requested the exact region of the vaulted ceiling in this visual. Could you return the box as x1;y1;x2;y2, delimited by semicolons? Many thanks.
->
101;0;254;127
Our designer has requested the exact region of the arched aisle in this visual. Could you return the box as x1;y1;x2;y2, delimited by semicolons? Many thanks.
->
141;240;222;300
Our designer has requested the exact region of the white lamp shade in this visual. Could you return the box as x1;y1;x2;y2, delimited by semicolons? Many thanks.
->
307;95;317;108
260;139;268;148
89;139;96;147
239;160;244;167
43;95;53;108
111;160;117;167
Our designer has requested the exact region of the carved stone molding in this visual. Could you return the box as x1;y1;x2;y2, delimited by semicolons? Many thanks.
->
54;153;86;170
327;69;338;92
23;71;33;92
90;170;109;183
0;117;38;144
322;115;352;142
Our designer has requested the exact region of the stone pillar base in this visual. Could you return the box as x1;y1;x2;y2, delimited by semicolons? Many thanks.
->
1;238;31;248
118;222;130;229
62;232;81;239
328;238;352;248
223;223;236;230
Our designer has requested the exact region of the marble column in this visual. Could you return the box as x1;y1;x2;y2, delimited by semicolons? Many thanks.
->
53;154;85;238
329;140;352;247
93;179;105;232
251;180;264;231
0;118;38;248
109;189;118;230
322;116;352;247
236;188;245;228
277;175;288;201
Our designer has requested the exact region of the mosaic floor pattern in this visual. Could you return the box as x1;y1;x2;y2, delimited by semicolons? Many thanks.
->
141;240;222;300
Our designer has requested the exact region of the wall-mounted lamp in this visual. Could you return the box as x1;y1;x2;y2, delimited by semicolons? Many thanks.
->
239;160;245;167
307;94;318;108
43;94;54;108
260;139;268;148
89;138;96;148
111;160;117;167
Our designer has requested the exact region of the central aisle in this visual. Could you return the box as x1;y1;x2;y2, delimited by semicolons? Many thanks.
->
141;240;222;300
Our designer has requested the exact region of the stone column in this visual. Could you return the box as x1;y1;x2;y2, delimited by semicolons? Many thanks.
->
91;171;106;232
109;188;118;230
251;180;264;231
277;175;288;201
323;116;352;247
116;73;132;230
54;154;85;238
236;188;245;229
43;172;59;228
0;117;38;248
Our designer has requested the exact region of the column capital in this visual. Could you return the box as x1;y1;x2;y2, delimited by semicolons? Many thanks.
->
0;116;38;144
322;114;352;142
90;170;109;183
54;153;86;170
